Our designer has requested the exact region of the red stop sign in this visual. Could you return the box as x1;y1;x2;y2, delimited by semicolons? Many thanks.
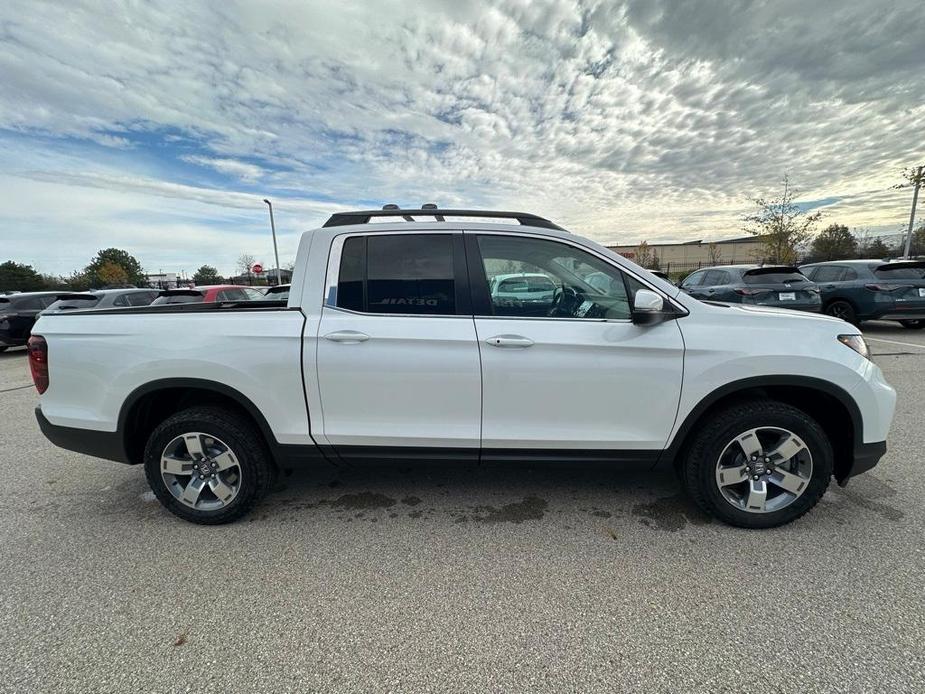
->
252;263;263;274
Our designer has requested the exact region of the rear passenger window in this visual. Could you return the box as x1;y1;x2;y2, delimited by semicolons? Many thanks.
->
812;266;845;282
334;234;457;315
703;270;730;285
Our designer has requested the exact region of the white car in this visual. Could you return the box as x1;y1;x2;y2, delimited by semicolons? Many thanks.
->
30;206;896;527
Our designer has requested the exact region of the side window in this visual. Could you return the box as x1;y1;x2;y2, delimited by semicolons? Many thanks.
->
814;266;848;283
703;270;730;285
113;294;130;307
128;292;158;306
681;271;705;289
475;235;632;320
217;288;247;301
15;297;44;311
333;234;457;315
843;268;857;281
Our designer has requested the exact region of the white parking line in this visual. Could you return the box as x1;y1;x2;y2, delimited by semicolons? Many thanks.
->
865;336;925;351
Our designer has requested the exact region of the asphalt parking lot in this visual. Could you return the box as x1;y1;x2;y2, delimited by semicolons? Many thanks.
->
1;322;924;693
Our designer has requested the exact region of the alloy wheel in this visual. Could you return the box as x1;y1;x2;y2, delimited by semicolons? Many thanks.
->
160;432;242;511
714;427;813;514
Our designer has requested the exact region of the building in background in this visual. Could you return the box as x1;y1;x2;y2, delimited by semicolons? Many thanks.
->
145;272;179;289
608;236;768;274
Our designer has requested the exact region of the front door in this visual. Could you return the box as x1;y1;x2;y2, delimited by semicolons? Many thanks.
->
315;231;481;454
467;232;684;454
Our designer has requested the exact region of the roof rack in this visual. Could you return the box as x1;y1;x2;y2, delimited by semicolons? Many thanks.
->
322;205;564;230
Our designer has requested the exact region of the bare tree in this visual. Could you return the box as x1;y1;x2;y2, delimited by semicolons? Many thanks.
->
743;175;821;265
237;253;256;284
707;242;722;265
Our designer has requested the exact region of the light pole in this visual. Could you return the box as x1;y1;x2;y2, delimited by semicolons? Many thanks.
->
263;199;283;286
902;165;923;259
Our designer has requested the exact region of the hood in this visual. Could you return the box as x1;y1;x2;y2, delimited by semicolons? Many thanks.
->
702;301;846;324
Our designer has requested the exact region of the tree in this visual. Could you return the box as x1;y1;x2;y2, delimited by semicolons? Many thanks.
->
810;224;858;261
237;253;256;284
84;248;145;287
96;261;129;287
0;261;47;291
863;237;892;259
193;265;222;284
743;175;821;264
707;242;722;265
635;241;653;268
909;225;925;257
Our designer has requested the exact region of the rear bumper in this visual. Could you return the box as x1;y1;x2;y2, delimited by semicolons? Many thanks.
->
838;440;887;485
876;312;925;321
35;406;129;464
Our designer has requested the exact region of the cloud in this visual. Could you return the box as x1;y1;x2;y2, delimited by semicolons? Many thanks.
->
0;0;923;274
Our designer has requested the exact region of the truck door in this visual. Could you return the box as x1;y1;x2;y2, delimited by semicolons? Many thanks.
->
466;232;685;455
315;231;481;458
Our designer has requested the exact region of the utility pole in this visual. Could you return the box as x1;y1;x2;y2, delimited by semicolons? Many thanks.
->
263;199;283;286
903;165;922;259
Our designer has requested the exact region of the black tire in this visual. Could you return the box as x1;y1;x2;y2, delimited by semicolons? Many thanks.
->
143;406;272;524
683;400;833;529
824;300;858;325
899;319;925;329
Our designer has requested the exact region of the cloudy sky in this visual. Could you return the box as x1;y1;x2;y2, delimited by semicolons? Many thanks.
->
1;0;923;277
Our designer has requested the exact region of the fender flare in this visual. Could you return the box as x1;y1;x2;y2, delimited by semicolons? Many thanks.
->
661;375;862;463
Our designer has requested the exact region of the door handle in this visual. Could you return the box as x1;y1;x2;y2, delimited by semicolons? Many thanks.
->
485;335;534;348
324;330;370;343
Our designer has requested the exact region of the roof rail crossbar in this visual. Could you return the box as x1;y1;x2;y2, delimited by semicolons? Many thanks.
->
322;208;564;230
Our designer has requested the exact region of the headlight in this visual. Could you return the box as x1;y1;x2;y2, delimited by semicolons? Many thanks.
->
837;334;869;360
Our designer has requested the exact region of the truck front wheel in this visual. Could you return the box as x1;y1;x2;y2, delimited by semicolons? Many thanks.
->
143;406;272;524
683;400;833;528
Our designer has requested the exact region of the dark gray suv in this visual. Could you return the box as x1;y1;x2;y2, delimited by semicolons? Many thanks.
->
800;259;925;328
679;265;821;312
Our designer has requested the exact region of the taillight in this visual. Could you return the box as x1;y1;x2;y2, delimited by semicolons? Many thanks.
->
864;284;903;292
27;335;49;394
734;288;770;296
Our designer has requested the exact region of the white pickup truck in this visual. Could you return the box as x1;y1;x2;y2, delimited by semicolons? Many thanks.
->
30;207;896;527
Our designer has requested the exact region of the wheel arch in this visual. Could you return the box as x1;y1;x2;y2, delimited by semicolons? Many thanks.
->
118;378;281;467
664;376;861;483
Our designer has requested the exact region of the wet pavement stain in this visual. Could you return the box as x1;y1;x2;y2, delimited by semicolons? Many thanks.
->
401;496;422;506
472;496;548;524
591;510;612;518
330;492;397;510
832;486;904;522
408;510;423;519
632;494;712;531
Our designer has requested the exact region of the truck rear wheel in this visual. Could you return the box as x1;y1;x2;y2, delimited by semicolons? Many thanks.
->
683;400;833;528
143;406;272;524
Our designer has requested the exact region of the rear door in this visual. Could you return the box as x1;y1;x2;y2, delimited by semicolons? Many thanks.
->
467;232;684;455
9;295;55;340
315;231;481;455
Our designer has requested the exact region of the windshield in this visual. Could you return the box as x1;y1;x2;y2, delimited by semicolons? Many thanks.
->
260;286;290;300
874;264;925;280
743;269;807;284
45;295;100;311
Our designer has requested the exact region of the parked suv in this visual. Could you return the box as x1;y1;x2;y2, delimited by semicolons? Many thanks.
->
679;265;821;312
31;207;895;528
0;292;59;351
41;288;159;314
800;260;925;327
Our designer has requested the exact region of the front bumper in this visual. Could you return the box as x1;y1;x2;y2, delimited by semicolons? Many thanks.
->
840;440;887;484
35;406;129;463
